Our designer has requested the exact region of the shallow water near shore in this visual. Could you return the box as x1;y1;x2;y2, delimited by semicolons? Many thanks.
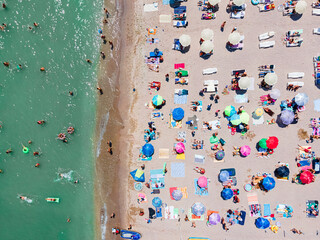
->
0;0;103;239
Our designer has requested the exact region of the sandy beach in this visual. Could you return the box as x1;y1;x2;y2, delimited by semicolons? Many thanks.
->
99;0;320;239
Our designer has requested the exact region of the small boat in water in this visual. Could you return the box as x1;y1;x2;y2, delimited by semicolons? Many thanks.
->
120;230;142;239
46;197;60;203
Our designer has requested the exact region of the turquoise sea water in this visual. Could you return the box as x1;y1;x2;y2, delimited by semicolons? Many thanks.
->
0;0;102;239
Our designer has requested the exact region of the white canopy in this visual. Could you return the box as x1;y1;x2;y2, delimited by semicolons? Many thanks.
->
295;0;307;14
228;32;241;45
238;77;250;89
208;0;221;5
201;29;214;41
233;0;245;6
264;73;278;86
201;40;214;54
179;34;191;47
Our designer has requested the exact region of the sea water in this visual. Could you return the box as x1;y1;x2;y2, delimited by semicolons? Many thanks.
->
0;0;103;239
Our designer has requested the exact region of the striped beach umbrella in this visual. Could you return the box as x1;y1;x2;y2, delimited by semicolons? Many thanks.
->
152;95;163;106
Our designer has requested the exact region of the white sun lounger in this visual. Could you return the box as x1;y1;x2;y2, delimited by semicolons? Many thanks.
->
204;80;219;92
286;39;303;47
231;11;245;19
173;21;188;27
313;28;320;34
313;9;320;15
202;68;217;75
259;41;275;48
288;29;303;36
287;72;305;78
287;81;304;87
259;31;275;41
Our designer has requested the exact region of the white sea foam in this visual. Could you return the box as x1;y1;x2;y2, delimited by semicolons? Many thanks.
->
96;112;109;158
100;203;108;240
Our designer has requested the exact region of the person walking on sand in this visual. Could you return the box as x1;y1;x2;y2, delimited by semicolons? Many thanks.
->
191;221;196;228
108;41;114;50
110;213;115;218
107;147;113;155
97;87;103;95
220;21;226;32
128;224;132;230
104;8;109;18
107;141;112;148
100;51;105;59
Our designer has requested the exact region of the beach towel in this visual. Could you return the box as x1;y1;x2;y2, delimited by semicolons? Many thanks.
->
156;207;162;218
188;209;205;221
165;206;179;219
169;187;188;200
276;163;289;181
159;14;171;23
194;154;205;164
252;115;264;125
314;99;320;112
264;204;271;218
143;3;158;12
177;131;186;143
151;112;163;119
150;169;165;189
209;120;220;130
171;162;185;177
174;63;185;69
234;94;248;103
146;100;155;109
146;38;160;44
170;114;182;128
276;204;293;218
159;148;169;159
174;89;188;104
138;193;147;203
176;153;185;159
194;179;209;196
247;192;261;217
248;77;255;90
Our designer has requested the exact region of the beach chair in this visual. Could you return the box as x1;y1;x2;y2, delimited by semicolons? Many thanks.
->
231;11;245;19
258;3;275;11
231;4;246;11
202;68;217;75
313;9;320;15
231;69;246;75
286;39;303;47
173;21;188;28
288;29;303;37
259;41;275;48
259;31;275;40
313;28;320;34
172;39;182;51
287;72;304;78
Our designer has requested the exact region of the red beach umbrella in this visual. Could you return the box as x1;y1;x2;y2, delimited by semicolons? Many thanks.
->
300;171;314;184
266;136;279;149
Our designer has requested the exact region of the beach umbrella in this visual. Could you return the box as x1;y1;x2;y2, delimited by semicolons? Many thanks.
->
210;135;219;144
130;169;145;182
252;107;264;119
201;40;214;54
294;93;309;106
179;34;191;47
230;114;241;126
240;112;250;124
238;77;250;90
264;73;278;86
274;166;290;178
295;0;307;14
258;138;268;149
300;170;314;184
201;28;214;41
240;145;251;157
175;142;185;154
233;0;245;6
255;217;270;229
262;176;276;191
142;143;154;157
172;189;183;201
172;107;185;121
197;176;208;188
208;213;221;225
208;0;221;5
152;197;162;207
224;105;236;117
280;109;295;125
221;188;233;200
219;170;230;182
266;136;279;149
228;32;241;45
216;150;225;160
152;95;163;106
269;88;281;99
191;202;206;216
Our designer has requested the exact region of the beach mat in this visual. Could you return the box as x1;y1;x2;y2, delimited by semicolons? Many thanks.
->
194;154;205;164
176;153;185;159
170;114;182;128
248;77;255;90
252;115;264;125
159;148;169;159
263;204;271;217
171;162;185;177
169;187;188;200
187;115;198;130
188;209;205;221
174;94;188;104
159;14;171;23
177;131;186;142
144;3;158;12
165;206;179;219
174;63;185;69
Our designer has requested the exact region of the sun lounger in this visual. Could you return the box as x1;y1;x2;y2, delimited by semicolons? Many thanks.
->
259;31;275;40
287;81;304;87
258;3;275;11
286;39;303;47
173;20;188;28
231;4;246;11
202;68;217;75
288;29;303;37
231;11;245;19
232;69;245;75
159;14;171;23
259;41;275;48
203;80;219;92
287;72;304;78
313;28;320;34
313;9;320;15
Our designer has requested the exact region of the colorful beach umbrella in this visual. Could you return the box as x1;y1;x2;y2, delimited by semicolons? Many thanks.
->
252;107;264;119
294;93;309;106
262;176;276;191
266;136;279;149
197;176;208;188
280;109;295;125
208;0;221;5
274;166;290;178
240;145;251;157
228;31;241;45
295;0;307;14
299;170;314;184
240;112;250;124
201;40;214;54
152;95;163;107
224;105;236;117
238;77;250;90
210;135;219;144
221;188;233;200
191;202;206;216
179;34;191;47
230;114;241;126
208;213;221;225
259;138;268;149
264;73;278;86
172;107;185;121
142;143;154;157
255;217;270;229
152;197;162;207
201;28;214;41
175;142;185;154
216;150;225;160
130;169;145;182
219;171;230;182
172;189;183;201
269;88;281;99
233;0;245;6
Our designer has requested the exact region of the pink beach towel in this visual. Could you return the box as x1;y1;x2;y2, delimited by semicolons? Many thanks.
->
174;63;185;69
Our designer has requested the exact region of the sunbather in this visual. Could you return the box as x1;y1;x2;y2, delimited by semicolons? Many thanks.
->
192;144;202;149
190;106;197;111
176;78;187;84
191;101;200;106
194;167;205;174
233;146;240;156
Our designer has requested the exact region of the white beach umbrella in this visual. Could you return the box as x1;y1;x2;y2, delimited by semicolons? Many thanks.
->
201;40;214;54
238;77;251;90
295;0;307;14
228;32;241;45
233;0;245;6
208;0;221;5
264;73;278;86
201;29;214;41
269;88;281;99
179;34;191;47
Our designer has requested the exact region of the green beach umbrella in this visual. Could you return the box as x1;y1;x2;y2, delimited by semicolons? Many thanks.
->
224;105;236;117
240;112;250;124
210;135;219;144
230;114;241;126
259;138;268;149
152;95;163;107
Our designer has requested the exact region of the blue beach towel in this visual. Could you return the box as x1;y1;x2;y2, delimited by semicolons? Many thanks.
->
171;162;185;177
264;204;271;217
150;169;165;189
174;95;188;104
156;207;162;218
194;179;208;196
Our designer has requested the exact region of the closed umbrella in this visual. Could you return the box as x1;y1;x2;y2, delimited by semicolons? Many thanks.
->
228;32;241;45
208;213;221;225
198;176;208;188
191;202;206;216
172;189;183;201
219;170;230;182
300;170;314;184
208;0;221;5
216;150;225;160
179;34;191;47
172;107;185;121
233;0;245;6
262;176;276;191
264;73;278;86
259;138;268;149
269;88;280;99
266;136;279;149
221;188;233;200
230;114;241;126
274;166;290;178
152;197;162;207
295;0;307;14
252;107;264;119
240;145;251;157
201;40;214;54
255;217;270;229
201;29;214;41
224;105;236;117
142;143;154;157
294;93;309;106
152;95;163;106
280;109;295;125
238;77;250;89
240;112;250;124
175;142;185;154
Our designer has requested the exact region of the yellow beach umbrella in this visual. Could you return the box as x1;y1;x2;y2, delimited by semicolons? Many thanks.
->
264;73;278;86
238;77;250;90
295;0;307;14
252;107;264;119
208;0;221;5
228;32;241;45
201;40;214;54
179;34;191;47
240;112;250;124
201;29;214;41
233;0;245;6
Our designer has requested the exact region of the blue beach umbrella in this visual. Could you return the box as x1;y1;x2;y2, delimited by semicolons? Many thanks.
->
219;171;230;182
152;197;162;207
172;189;183;201
221;188;233;200
172;107;185;121
142;143;154;157
216;150;225;160
224;105;236;117
130;169;145;182
230;114;241;126
152;95;163;107
280;110;295;125
255;217;270;229
191;202;206;216
262;176;276;191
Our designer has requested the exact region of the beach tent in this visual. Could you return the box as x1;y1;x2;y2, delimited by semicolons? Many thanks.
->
240;112;250;124
172;107;185;121
294;93;309;106
179;34;191;47
152;95;163;107
264;73;278;86
233;0;245;6
152;197;162;207
262;177;276;191
252;107;264;119
208;213;221;225
280;110;295;125
228;32;241;45
175;142;185;154
198;176;208;188
201;41;214;54
299;170;314;184
266;136;278;149
142;143;154;157
130;169;145;182
238;77;250;90
224;105;236;117
274;166;290;178
191;202;206;216
230;114;241;126
295;0;307;14
258;138;268;149
255;217;270;229
269;89;280;99
172;189;183;201
240;145;251;157
201;29;214;41
208;0;221;5
216;150;225;160
219;171;230;182
221;188;233;200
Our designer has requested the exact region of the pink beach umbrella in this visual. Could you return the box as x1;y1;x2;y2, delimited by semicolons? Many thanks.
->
175;142;185;154
240;145;251;157
198;176;208;188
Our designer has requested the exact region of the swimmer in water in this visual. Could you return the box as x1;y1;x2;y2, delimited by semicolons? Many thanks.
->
37;120;45;125
86;59;92;63
40;67;45;71
17;64;22;70
28;140;32;144
33;22;39;27
35;163;40;167
20;196;26;200
3;62;9;67
33;152;39;156
6;149;12;154
2;3;6;8
69;91;73;96
74;180;79;184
